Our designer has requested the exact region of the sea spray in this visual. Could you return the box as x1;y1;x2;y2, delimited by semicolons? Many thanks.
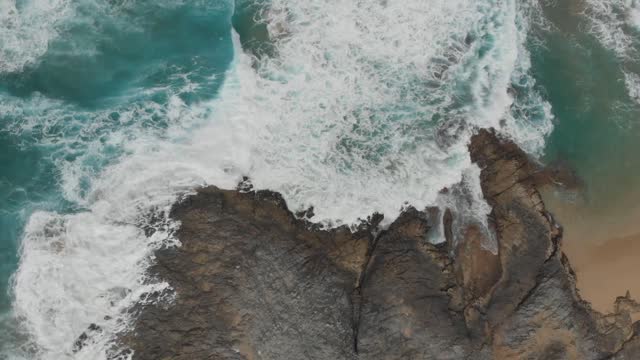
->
583;0;640;58
4;1;554;358
226;0;552;224
0;0;71;74
581;0;640;106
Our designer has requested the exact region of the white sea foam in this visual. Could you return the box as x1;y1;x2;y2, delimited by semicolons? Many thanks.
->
622;66;640;111
0;0;72;73
8;0;554;358
624;71;640;100
226;0;552;224
582;0;640;58
581;1;640;108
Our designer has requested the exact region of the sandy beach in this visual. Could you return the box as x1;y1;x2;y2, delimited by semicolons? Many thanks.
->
542;189;640;314
533;0;640;316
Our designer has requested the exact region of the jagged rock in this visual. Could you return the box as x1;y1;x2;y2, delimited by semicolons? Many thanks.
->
454;224;502;304
468;129;637;358
73;323;102;353
613;324;640;360
121;129;639;359
469;128;557;321
122;188;373;360
355;208;479;359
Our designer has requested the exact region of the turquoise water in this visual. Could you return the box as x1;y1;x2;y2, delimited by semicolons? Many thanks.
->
533;1;640;215
524;0;640;311
0;0;235;353
0;132;65;313
2;0;640;358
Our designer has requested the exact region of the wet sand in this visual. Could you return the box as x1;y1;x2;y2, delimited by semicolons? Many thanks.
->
566;231;640;315
542;189;640;314
535;0;640;315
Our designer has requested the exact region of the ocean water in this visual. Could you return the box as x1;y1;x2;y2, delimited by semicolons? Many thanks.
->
534;0;640;236
528;0;640;312
1;0;235;357
0;0;637;358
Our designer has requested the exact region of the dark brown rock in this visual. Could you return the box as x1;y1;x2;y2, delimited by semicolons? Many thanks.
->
123;188;371;360
469;129;637;359
468;128;558;330
121;129;640;360
454;224;502;304
356;208;477;359
612;323;640;360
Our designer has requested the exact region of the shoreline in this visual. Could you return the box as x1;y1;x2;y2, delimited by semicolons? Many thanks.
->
116;129;640;359
542;190;640;314
534;0;640;317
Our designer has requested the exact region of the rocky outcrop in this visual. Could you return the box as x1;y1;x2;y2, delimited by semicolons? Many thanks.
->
355;208;476;359
469;129;637;359
121;129;639;359
121;188;373;360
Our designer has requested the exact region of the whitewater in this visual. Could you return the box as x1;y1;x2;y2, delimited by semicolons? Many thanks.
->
0;0;556;358
581;0;640;107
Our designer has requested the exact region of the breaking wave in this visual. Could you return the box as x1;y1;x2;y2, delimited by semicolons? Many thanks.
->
2;0;553;358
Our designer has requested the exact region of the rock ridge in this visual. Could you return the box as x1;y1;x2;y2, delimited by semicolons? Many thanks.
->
118;129;640;359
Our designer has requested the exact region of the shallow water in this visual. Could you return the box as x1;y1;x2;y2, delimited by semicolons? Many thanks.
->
527;0;640;312
0;0;638;358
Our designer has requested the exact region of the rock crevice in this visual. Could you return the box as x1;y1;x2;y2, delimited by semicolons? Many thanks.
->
120;129;639;359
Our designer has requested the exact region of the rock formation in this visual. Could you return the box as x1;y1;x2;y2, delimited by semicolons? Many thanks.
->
119;129;640;359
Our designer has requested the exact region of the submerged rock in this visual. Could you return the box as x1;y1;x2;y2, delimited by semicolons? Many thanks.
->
121;129;639;359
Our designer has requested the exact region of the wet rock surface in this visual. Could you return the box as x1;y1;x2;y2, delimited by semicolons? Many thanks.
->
122;129;640;359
